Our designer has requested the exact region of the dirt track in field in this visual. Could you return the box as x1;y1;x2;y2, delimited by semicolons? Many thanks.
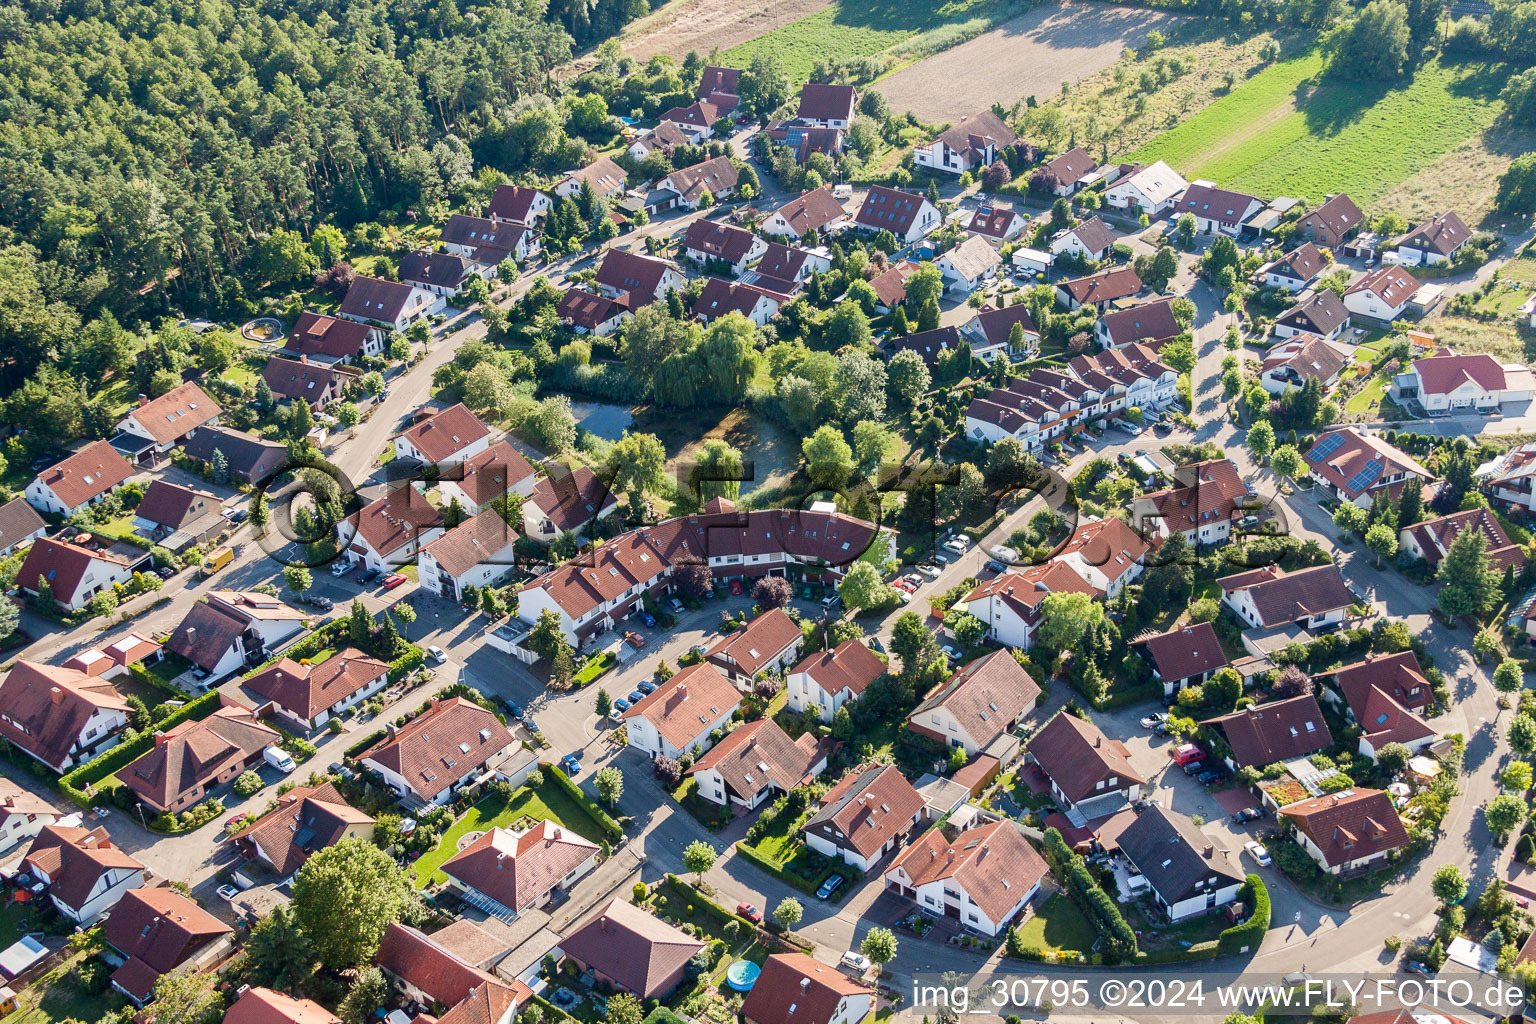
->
874;1;1187;123
621;0;836;62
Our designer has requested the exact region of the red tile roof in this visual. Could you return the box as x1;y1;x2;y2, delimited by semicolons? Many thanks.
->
398;404;491;465
1345;266;1419;307
31;440;134;509
1410;348;1509;396
378;921;495;1005
423;510;519;579
225;987;341;1024
286;312;374;360
561;156;627;195
1279;788;1408;868
742;953;871;1024
1135;622;1228;684
908;650;1042;752
244;649;389;723
790;639;886;700
23;824;144;914
855;186;931;235
116;702;279;811
102;887;231;998
487;185;548;224
356;698;515;802
622;662;742;751
557;288;630;331
526;465;618;535
1403;507;1523;571
1044;147;1096;186
1217;563;1358;627
1397;211;1469;256
559;898;705;999
349;485;445;557
886;819;1049;924
17;536;134;604
868;260;922;308
707;608;803;678
797;83;857;122
595;249;681;301
442;820;599;912
686;718;825;801
806;762;925;860
1058;266;1142;305
1135;459;1251;537
0;661;130;770
444;441;535;509
770;188;846;237
124;382;222;444
1202;694;1332;767
1097;298;1182;348
135;479;222;532
230;780;373;875
1024;712;1142;804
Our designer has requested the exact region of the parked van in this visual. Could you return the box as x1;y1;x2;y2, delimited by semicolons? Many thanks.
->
988;544;1020;563
201;547;233;576
263;746;296;774
832;183;853;200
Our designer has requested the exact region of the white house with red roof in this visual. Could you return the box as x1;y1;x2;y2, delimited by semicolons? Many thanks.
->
0;779;60;854
802;762;924;873
743;954;872;1024
1130;458;1253;546
556;156;627;199
1302;427;1434;508
913;110;1018;175
521;464;621;542
242;648;390;733
225;987;342;1024
337;485;445;571
1343;267;1420;322
1390;347;1533;414
686;718;827;809
339;274;444;332
1278;788;1407;874
284;312;382;364
1177;181;1263;236
787;638;886;721
115;382;223;465
966;204;1028;245
419;510;520;602
1394;211;1470;266
436;440;537;516
26;440;136;518
1217;564;1357;632
393;403;492;467
22;824;147;924
796;83;857;129
855;187;940;243
0;661;131;772
682;220;768;275
442;820;599;916
487;184;552;227
620;662;742;759
691;278;789;326
1318;652;1437;758
884;819;1048;935
1049;217;1117;262
1055;516;1149;598
762;187;849;241
18;536;141;611
356;697;520;807
705;607;804;688
906;650;1042;756
959;560;1098;649
1134;622;1229;697
1025;711;1144;819
595;248;686;305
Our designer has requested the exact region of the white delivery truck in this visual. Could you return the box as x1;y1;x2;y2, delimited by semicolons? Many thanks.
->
263;746;296;774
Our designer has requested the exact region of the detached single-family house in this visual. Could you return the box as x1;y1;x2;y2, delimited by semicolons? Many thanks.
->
686;718;828;810
229;780;375;878
1303;427;1434;508
1041;147;1097;196
787;639;886;722
682;220;768;274
706;607;804;688
906;649;1042;756
560;898;705;1001
487;185;553;227
1259;334;1351;395
762;188;849;241
261;356;357;413
1055;266;1142;312
657;98;725;142
1296;194;1365;249
743;954;873;1024
557;289;632;336
243;649;390;733
914;110;1018;175
356;696;520;808
393;403;492;467
961;304;1040;363
103;887;233;1005
1177;182;1264;236
339;275;443;332
399;249;476;298
967;205;1028;246
0;497;46;558
651;156;739;211
1400;507;1525;573
855;186;941;243
440;214;539;266
1025;711;1144;819
166;589;309;680
1094;298;1182;350
1105;160;1187;215
960;560;1097;648
0;661;131;772
1259;242;1326;292
1050;217;1117;262
132;480;226;550
226;988;341;1024
627;121;691;161
620;662;742;760
884;819;1048;935
115;382;223;465
867;260;923;314
1278;788;1408;875
691;278;787;326
744;242;831;294
442;820;599;915
796;83;857;130
116;701;280;815
26;440;135;518
802;762;924;873
1390;347;1533;414
1202;694;1332;769
1395;211;1470;266
935;236;1001;295
283;311;382;364
436;440;537;517
419;510;520;602
595;249;686;306
0;781;59;855
1129;458;1252;546
1273;290;1351;340
338;486;445;571
1343;267;1420;322
22;824;146;925
1118;805;1246;921
17;536;139;611
699;65;742;108
1217;563;1357;632
181;427;288;487
1134;622;1229;697
1323;652;1437;758
556;156;627;199
522;464;621;542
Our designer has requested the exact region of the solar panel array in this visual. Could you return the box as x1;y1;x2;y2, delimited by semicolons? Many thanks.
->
1343;459;1384;495
1308;432;1346;461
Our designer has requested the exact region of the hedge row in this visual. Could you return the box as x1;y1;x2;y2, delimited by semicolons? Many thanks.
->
1217;874;1270;955
544;763;623;842
59;689;225;807
733;839;820;897
388;646;425;682
345;728;388;759
126;660;189;699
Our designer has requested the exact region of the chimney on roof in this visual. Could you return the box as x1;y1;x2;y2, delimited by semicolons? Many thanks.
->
137;394;149;408
801;978;811;991
49;686;63;706
947;848;955;862
154;730;169;748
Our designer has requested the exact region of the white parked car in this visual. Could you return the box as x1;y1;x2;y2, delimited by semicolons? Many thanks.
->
839;951;871;973
916;564;942;579
217;884;241;902
427;646;448;664
1244;841;1272;866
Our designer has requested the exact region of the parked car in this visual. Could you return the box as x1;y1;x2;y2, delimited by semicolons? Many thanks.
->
737;902;763;924
640;612;656;628
1153;422;1172;436
984;560;1006;574
1198;770;1222;785
506;702;525;720
427;646;448;664
1139;712;1168;729
1181;761;1205;776
224;509;248;525
310;595;334;610
916;564;942;579
155;566;175;580
627;690;645;704
729;580;743;596
381;573;407;590
1230;807;1262;823
1404;961;1434;978
560;754;582;775
1243;841;1272;867
940;645;961;661
264;746;296;773
1171;743;1204;766
613;698;630;712
223;813;249;833
669;597;685;614
892;580;916;594
637;681;657;695
625;631;646;648
217;884;242;902
816;874;846;900
332;561;349;577
868;637;885;653
901;573;924;587
839;951;871;973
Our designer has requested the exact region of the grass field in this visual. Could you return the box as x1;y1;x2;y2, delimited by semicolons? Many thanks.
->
1131;55;1507;210
409;781;607;888
1013;893;1096;952
1430;316;1535;363
720;0;1008;84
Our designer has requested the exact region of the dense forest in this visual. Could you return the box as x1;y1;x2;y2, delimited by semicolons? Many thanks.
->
0;0;651;389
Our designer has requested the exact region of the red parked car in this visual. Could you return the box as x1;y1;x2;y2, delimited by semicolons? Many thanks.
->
1171;743;1205;767
381;573;408;590
729;579;743;595
737;902;762;923
625;631;647;649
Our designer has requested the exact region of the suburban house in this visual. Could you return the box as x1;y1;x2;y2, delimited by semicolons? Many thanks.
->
442;820;600;915
762;187;849;240
338;485;445;571
114;382;223;465
1278;788;1408;875
906;649;1042;756
1302;427;1434;508
261;356;357;413
1055;266;1142;312
1094;298;1182;350
935;235;1002;294
22;824;146;925
1389;347;1534;414
1273;289;1351;340
116;701;279;815
0;661;131;772
1130;458;1253;546
706;607;804;688
1055;515;1149;598
657;98;725;141
1041;147;1097;196
419;510;520;602
868;259;923;313
521;464;621;541
1117;805;1246;921
25;440;135;518
855;186;940;243
226;988;342;1024
1296;194;1365;249
338;274;443;332
1343;267;1420;322
243;649;390;733
1477;441;1536;512
377;920;523;1010
802;762;924;873
1259;334;1352;395
886;325;965;369
1321;652;1437;758
1134;622;1230;697
1025;711;1144;819
691;278;789;326
742;242;831;294
62;632;162;681
436;440;537;516
796;82;857;129
686;718;828;810
959;561;1097;648
652;155;739;211
398;249;476;298
102;887;233;1004
1395;211;1470;265
229;780;374;878
487;184;552;226
284;311;383;363
180;427;288;486
967;204;1028;245
166;589;309;679
961;304;1040;363
742;953;873;1024
392;403;492;467
1177;182;1264;236
559;898;704;1000
1259;242;1327;291
622;662;742;759
0;497;46;558
627;120;690;161
595;248;686;305
1105;160;1187;215
356;696;519;807
1217;564;1357;631
132;479;226;549
682;220;768;274
884;819;1049;935
787;638;886;722
698;64;742;107
913;110;1018;174
555;156;627;199
1202;694;1333;769
440;214;539;266
1050;217;1117;262
17;536;141;611
1400;507;1525;573
557;288;632;336
0;781;60;854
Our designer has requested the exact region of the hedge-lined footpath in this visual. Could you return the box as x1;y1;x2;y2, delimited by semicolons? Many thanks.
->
58;689;225;808
1217;874;1270;954
545;763;623;842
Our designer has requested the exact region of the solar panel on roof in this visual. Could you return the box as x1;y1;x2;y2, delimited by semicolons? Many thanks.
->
1308;432;1346;460
1344;460;1383;494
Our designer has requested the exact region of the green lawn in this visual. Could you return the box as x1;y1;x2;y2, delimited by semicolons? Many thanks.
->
409;781;607;888
1501;257;1536;285
1475;283;1532;317
1;951;128;1024
1344;373;1391;416
1131;55;1506;208
1012;893;1096;953
721;0;1012;84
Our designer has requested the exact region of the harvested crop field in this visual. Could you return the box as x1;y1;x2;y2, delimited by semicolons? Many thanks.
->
621;0;835;62
875;1;1187;122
